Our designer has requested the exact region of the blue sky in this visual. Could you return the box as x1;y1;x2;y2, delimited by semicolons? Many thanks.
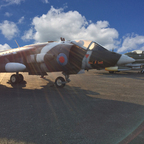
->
0;0;144;53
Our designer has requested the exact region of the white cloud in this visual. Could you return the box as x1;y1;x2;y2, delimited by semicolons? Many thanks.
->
0;20;19;40
0;43;11;51
22;29;34;40
0;0;25;8
42;0;49;3
22;6;119;50
4;12;13;17
18;16;25;24
117;34;144;53
5;0;24;4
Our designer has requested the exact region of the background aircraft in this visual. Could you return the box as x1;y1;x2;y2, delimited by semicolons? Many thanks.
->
105;50;144;74
0;39;135;87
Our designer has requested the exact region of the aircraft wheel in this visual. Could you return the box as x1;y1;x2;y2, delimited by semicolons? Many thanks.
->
10;74;18;84
18;74;24;82
55;77;65;88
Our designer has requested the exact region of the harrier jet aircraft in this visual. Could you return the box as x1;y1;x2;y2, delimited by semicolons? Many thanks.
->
0;39;135;87
105;50;144;73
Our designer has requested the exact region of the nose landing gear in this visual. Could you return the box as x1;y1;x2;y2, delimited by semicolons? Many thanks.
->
55;72;70;88
55;77;65;88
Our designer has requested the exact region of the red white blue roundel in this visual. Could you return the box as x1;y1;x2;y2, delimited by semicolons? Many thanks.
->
57;53;68;66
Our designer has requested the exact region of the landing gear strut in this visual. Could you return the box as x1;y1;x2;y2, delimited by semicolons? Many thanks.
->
10;73;24;84
55;72;70;88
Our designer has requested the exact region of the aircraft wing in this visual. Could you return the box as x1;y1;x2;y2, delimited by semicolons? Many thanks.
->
0;42;48;72
0;42;48;58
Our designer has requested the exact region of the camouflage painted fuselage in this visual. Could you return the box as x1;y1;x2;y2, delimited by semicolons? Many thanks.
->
0;40;123;75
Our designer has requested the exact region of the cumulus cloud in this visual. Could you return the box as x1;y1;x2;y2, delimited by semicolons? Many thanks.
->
22;6;119;50
0;43;11;51
117;34;144;53
0;20;19;40
22;29;34;41
0;0;25;8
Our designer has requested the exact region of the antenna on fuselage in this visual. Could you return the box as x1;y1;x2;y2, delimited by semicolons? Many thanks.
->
60;37;65;41
15;40;20;47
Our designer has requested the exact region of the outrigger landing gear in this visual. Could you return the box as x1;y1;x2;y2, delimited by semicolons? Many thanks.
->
55;72;70;88
10;72;24;84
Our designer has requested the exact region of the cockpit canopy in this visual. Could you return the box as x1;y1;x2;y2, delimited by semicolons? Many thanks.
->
71;40;108;51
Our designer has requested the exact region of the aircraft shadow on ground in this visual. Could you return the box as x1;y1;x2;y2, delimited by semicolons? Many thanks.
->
7;80;27;88
0;80;144;144
5;77;99;95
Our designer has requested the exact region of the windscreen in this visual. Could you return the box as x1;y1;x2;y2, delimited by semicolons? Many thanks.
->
88;42;108;51
71;40;92;50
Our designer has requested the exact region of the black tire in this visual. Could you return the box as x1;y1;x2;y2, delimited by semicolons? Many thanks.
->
55;77;65;88
18;74;24;82
10;74;18;84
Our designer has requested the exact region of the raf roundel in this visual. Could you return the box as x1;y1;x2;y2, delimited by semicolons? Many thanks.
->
57;53;68;66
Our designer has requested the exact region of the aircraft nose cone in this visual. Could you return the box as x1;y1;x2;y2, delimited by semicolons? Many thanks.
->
117;54;135;65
